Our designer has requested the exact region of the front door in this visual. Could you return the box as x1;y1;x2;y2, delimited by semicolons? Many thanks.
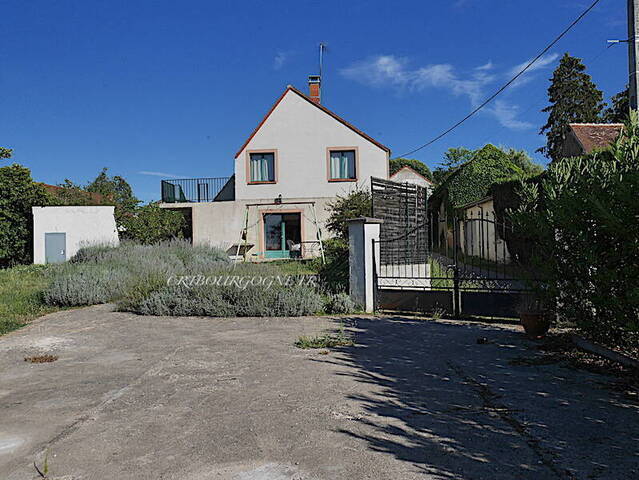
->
45;232;66;264
263;213;301;259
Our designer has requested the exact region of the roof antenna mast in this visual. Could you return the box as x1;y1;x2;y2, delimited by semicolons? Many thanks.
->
319;42;327;98
319;42;326;77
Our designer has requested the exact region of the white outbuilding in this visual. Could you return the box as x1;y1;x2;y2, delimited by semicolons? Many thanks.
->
389;166;435;194
32;206;119;264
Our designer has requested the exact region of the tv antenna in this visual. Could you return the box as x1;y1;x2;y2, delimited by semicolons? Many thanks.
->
319;42;327;78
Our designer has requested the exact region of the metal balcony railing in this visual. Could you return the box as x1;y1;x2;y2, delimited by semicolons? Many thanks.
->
161;176;234;203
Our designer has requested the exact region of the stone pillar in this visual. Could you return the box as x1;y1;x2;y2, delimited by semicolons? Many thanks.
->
347;217;383;313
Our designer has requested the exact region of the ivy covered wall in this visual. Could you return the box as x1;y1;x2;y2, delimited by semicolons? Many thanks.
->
429;144;527;215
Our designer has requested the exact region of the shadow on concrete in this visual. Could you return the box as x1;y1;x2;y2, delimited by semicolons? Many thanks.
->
320;317;639;479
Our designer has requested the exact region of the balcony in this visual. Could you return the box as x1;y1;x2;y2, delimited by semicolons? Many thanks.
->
161;176;234;203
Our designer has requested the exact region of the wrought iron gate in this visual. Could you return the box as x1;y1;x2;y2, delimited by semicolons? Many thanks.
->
372;180;531;318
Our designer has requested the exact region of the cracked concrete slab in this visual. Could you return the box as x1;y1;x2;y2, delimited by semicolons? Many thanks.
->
0;305;637;479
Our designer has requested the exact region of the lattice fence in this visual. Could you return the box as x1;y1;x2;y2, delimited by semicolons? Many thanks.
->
371;177;429;265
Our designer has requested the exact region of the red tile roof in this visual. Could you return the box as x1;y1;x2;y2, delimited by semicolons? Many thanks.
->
568;123;623;154
234;85;390;158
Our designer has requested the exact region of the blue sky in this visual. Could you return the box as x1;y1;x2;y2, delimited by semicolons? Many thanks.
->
1;0;627;202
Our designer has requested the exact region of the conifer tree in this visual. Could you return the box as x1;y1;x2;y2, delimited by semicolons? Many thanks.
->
538;53;605;161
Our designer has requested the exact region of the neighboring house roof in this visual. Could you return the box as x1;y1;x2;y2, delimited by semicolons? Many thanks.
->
234;85;391;158
389;165;434;185
568;123;623;154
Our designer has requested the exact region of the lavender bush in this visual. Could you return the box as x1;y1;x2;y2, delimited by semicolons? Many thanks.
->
43;240;335;317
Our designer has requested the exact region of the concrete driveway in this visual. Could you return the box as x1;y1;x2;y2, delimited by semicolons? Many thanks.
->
0;306;637;479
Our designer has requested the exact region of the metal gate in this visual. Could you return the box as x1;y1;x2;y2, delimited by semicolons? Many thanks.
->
372;182;531;318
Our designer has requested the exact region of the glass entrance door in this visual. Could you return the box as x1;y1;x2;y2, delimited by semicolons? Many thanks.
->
263;213;301;259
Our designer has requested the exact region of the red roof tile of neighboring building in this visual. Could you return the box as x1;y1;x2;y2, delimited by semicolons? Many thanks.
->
568;123;624;154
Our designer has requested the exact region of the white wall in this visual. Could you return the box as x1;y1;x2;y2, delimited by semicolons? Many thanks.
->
32;206;119;264
348;219;381;312
163;196;334;260
234;89;389;200
459;199;511;264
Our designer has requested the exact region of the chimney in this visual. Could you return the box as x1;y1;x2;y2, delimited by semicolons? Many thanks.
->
308;75;321;104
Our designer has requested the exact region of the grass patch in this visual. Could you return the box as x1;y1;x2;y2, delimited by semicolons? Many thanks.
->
429;258;454;290
264;259;319;276
295;334;354;349
295;326;354;349
0;264;62;336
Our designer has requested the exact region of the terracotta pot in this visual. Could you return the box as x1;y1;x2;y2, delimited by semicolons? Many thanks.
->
519;312;551;339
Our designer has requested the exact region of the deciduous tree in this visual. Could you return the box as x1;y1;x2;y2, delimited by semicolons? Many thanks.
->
326;189;372;240
86;167;139;220
389;158;433;182
120;203;186;244
602;85;629;123
432;147;474;184
0;164;49;266
0;147;12;161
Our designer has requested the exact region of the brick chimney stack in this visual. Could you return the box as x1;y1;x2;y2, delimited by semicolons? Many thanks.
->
308;75;321;104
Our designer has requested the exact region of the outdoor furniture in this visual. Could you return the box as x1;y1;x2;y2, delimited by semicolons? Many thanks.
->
161;182;189;203
228;242;254;262
286;240;302;259
299;240;320;258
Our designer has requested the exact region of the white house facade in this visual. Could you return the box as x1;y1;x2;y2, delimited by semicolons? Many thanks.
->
161;80;391;260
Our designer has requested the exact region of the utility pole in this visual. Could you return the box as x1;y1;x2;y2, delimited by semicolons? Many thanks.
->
628;0;639;110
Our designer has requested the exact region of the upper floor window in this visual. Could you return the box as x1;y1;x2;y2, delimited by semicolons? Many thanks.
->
249;151;276;183
328;149;357;181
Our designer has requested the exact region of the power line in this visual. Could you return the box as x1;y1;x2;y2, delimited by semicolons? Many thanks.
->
396;0;604;158
474;42;614;148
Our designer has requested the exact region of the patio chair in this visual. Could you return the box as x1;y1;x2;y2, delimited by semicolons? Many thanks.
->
287;240;302;259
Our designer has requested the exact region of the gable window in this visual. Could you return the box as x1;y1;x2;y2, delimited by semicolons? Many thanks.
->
328;149;357;181
248;151;276;183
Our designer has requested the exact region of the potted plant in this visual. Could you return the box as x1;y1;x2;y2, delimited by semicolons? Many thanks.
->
517;295;551;339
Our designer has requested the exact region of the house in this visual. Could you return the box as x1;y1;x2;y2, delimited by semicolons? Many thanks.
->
428;144;523;255
561;123;623;158
32;206;119;264
458;196;510;264
161;77;390;260
389;166;434;194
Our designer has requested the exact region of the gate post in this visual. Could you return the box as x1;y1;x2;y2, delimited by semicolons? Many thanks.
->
347;217;383;313
453;216;461;318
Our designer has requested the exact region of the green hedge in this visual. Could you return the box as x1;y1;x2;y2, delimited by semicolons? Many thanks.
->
429;144;538;218
490;173;545;265
509;115;639;351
